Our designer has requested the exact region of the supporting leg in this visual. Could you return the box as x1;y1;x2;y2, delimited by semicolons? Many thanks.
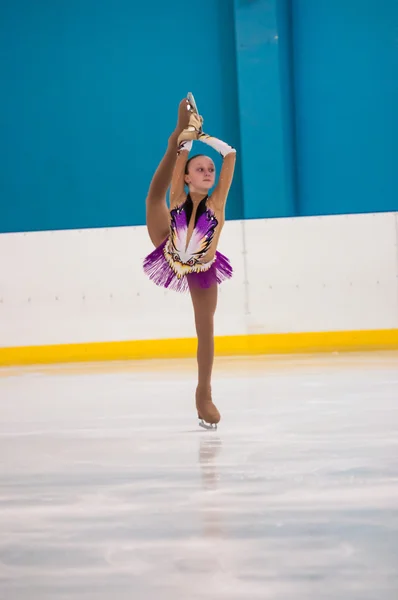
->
189;281;220;427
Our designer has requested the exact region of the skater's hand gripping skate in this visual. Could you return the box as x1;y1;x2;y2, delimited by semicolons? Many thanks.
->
177;112;203;146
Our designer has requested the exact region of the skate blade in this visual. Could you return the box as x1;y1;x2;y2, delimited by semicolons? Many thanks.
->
199;419;217;431
187;92;199;114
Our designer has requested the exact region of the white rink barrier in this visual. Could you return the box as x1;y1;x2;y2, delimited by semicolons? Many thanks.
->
0;212;397;362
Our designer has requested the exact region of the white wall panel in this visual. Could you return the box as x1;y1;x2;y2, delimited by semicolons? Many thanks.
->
244;212;398;333
0;221;245;346
1;212;397;347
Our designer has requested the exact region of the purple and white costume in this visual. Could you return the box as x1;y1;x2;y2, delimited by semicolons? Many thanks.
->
144;131;236;293
143;194;232;293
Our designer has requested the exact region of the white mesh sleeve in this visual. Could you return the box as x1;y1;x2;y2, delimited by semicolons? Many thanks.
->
198;133;236;157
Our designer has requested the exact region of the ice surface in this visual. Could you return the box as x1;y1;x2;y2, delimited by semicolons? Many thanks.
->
0;352;397;599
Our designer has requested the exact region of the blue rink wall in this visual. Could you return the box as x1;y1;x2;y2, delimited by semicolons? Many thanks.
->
1;0;397;234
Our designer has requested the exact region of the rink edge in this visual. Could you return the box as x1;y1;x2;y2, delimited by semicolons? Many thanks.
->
1;329;398;366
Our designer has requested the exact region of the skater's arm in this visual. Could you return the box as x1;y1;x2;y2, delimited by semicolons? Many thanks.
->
169;139;192;208
198;133;236;207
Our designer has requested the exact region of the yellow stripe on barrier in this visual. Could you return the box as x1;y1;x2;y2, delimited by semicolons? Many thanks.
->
1;329;398;366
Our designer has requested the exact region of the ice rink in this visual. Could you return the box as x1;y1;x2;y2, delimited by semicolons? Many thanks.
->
1;351;398;599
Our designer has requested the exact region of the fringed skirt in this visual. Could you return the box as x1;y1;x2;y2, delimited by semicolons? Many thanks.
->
143;239;233;293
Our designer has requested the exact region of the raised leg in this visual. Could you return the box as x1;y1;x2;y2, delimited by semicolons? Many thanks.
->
145;99;190;247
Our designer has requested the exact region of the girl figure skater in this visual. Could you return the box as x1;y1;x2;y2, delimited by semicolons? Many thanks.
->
143;95;236;429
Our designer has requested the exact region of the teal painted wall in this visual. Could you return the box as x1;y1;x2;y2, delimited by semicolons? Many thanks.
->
1;0;397;233
0;0;242;233
234;0;297;219
292;0;398;216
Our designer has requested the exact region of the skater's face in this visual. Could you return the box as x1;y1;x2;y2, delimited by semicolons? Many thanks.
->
185;156;216;193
